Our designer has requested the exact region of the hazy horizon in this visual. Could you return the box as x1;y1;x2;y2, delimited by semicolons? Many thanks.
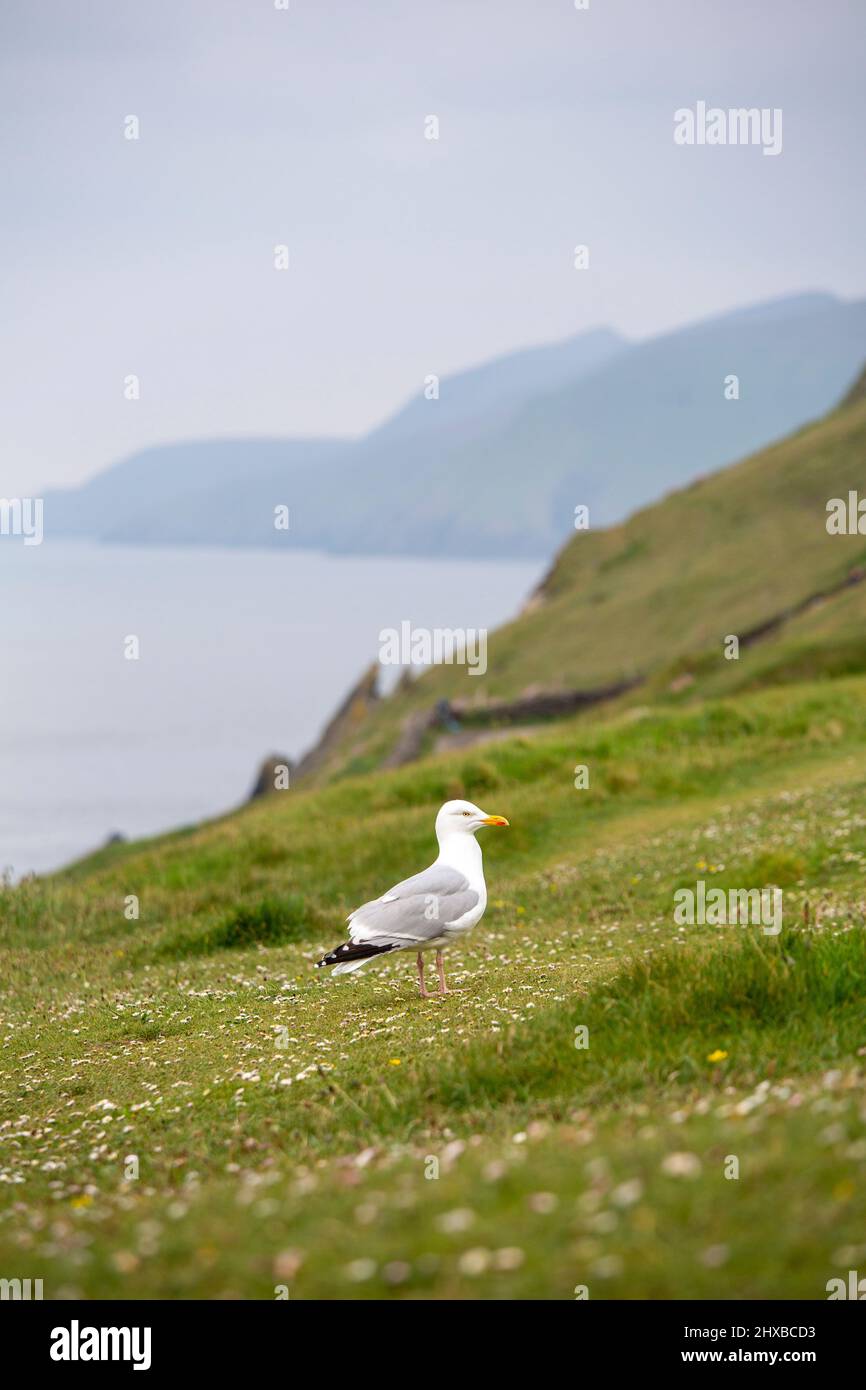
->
2;0;865;497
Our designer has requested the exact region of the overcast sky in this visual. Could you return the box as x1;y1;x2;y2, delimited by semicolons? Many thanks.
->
2;0;864;496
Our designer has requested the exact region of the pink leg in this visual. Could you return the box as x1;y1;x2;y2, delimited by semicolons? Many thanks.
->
416;951;430;999
436;949;448;995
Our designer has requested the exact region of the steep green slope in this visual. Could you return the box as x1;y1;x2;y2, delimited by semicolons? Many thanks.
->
309;372;866;779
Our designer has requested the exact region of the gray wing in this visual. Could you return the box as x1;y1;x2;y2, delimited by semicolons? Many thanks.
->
347;863;479;947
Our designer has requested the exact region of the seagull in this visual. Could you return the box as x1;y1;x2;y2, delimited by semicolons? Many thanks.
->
315;799;509;997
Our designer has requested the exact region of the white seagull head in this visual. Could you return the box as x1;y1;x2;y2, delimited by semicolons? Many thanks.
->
435;799;509;843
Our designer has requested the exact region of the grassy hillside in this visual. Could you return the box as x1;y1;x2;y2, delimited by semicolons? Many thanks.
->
3;676;866;1298
307;369;866;780
6;371;866;1301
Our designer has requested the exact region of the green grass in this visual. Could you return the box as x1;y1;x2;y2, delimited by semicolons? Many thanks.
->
2;676;866;1298
159;893;312;959
304;388;866;780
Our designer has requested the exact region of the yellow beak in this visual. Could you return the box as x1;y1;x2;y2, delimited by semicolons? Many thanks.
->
482;814;509;827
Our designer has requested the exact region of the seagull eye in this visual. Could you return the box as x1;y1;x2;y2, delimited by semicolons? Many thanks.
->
462;811;472;816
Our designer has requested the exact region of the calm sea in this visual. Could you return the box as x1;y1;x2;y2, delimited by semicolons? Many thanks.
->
1;541;542;877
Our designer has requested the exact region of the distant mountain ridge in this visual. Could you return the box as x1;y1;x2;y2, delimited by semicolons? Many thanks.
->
44;292;866;560
45;438;351;539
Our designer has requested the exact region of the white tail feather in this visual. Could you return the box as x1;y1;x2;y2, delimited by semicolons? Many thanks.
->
331;957;373;976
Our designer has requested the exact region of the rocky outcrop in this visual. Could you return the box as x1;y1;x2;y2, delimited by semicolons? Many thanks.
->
292;664;381;781
248;754;293;800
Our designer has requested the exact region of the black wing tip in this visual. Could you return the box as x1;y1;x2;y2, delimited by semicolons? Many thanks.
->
316;941;400;969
